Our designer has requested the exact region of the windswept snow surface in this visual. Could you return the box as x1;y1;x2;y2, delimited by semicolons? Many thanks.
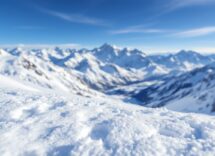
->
0;75;39;92
1;87;215;156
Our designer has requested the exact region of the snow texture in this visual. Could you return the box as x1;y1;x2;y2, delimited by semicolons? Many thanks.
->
0;87;215;156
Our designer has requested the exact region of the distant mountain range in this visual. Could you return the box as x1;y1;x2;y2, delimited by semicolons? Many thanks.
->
1;44;215;114
132;63;215;113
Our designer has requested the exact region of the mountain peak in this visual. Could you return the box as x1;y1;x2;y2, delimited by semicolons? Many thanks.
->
99;43;119;51
54;47;65;56
9;47;23;56
130;48;146;56
100;43;113;48
177;50;199;56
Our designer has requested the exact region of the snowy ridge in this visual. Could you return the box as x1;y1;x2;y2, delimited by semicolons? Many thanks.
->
148;50;214;72
1;44;215;114
0;47;100;97
132;63;215;113
1;44;214;91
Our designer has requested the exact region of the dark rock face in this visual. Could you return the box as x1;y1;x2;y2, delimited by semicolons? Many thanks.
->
22;58;43;76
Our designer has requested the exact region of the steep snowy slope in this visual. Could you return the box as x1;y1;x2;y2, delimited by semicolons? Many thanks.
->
0;75;39;92
0;48;100;97
132;63;215;113
1;86;215;156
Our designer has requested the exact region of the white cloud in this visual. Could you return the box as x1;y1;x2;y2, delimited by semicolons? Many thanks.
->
41;9;108;27
110;25;165;34
175;27;215;37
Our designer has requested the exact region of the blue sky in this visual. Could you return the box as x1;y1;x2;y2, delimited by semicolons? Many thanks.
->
1;0;215;53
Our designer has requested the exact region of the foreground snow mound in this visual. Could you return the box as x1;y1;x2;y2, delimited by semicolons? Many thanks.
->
1;88;215;156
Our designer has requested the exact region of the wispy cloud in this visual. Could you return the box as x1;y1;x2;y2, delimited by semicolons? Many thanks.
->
0;43;80;49
111;25;215;38
165;0;215;11
40;9;108;27
174;26;215;37
110;25;166;35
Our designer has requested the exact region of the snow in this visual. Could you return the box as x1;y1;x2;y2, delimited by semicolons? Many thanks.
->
1;45;215;155
166;96;200;112
1;86;215;156
0;75;38;92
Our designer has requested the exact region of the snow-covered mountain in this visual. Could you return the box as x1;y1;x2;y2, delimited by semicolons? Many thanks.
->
1;44;215;114
0;47;100;97
1;44;214;91
48;44;167;90
132;62;215;113
148;50;214;72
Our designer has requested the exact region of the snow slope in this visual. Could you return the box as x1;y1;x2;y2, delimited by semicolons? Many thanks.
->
0;47;100;97
1;86;215;156
0;75;38;92
132;63;215;113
